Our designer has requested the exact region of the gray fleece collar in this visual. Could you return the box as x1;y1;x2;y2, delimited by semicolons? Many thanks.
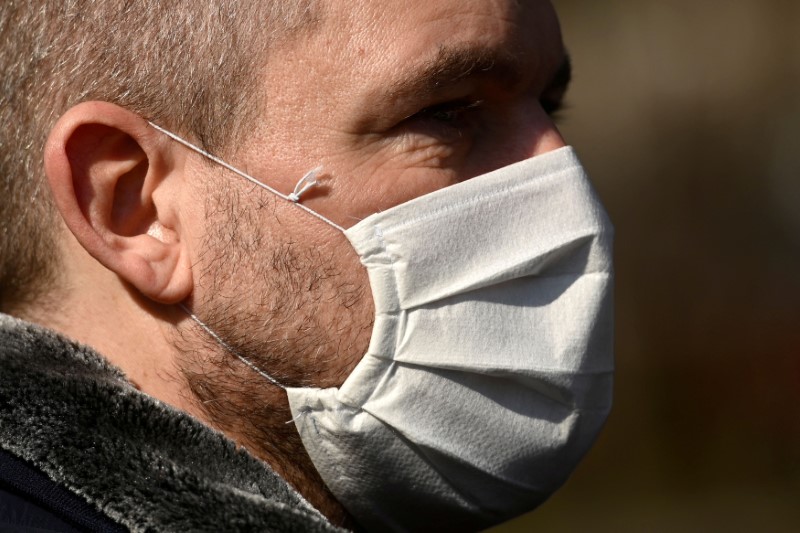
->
0;313;341;532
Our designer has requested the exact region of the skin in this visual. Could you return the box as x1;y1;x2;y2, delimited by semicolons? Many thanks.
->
40;0;569;526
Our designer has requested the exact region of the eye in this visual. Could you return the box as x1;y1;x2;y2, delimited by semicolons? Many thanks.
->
540;96;563;116
413;99;483;129
398;99;484;146
539;86;568;120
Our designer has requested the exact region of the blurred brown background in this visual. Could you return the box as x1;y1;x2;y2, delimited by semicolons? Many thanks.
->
494;1;800;531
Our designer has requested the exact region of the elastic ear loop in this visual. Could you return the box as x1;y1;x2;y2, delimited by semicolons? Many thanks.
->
178;303;286;390
148;121;345;232
181;302;310;424
150;121;347;391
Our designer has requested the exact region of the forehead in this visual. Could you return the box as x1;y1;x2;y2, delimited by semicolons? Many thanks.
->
279;0;563;91
338;0;560;48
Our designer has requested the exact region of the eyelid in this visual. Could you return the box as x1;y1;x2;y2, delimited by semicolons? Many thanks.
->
391;98;483;149
412;99;484;125
401;98;481;122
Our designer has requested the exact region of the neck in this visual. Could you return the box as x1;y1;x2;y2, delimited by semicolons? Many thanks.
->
26;271;201;421
25;253;350;526
172;320;353;526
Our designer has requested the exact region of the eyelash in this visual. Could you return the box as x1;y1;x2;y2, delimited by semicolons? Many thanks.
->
418;94;563;123
404;93;565;143
415;99;483;127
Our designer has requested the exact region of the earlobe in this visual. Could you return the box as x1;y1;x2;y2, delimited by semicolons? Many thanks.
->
44;101;193;304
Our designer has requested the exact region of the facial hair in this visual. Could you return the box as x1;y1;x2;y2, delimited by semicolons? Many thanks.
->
172;184;373;525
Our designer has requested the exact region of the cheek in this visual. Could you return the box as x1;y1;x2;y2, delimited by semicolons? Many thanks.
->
463;102;565;176
388;134;463;169
193;182;375;388
364;164;458;216
302;135;467;227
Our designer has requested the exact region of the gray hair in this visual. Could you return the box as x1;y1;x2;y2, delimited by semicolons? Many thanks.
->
0;0;317;313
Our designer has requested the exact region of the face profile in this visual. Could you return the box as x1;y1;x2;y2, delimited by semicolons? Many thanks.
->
0;1;612;531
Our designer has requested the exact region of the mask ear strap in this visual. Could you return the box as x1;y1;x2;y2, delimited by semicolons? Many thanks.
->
151;122;347;391
147;122;345;232
288;166;323;202
179;304;287;390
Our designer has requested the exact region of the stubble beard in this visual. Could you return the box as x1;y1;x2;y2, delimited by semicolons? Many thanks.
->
172;185;373;525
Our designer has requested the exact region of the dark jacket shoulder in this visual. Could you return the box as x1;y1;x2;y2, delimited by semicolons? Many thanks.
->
0;314;340;532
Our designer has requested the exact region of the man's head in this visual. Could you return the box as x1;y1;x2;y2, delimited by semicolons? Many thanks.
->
2;0;571;526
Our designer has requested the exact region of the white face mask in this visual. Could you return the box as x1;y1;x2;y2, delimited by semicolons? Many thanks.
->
150;124;614;531
286;147;614;531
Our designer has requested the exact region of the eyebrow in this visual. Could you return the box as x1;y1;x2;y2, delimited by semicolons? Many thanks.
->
386;44;572;104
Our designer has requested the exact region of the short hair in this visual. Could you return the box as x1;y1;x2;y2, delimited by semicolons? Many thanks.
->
0;0;317;313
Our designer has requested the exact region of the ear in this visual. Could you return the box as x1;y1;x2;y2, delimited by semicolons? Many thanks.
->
44;101;193;304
